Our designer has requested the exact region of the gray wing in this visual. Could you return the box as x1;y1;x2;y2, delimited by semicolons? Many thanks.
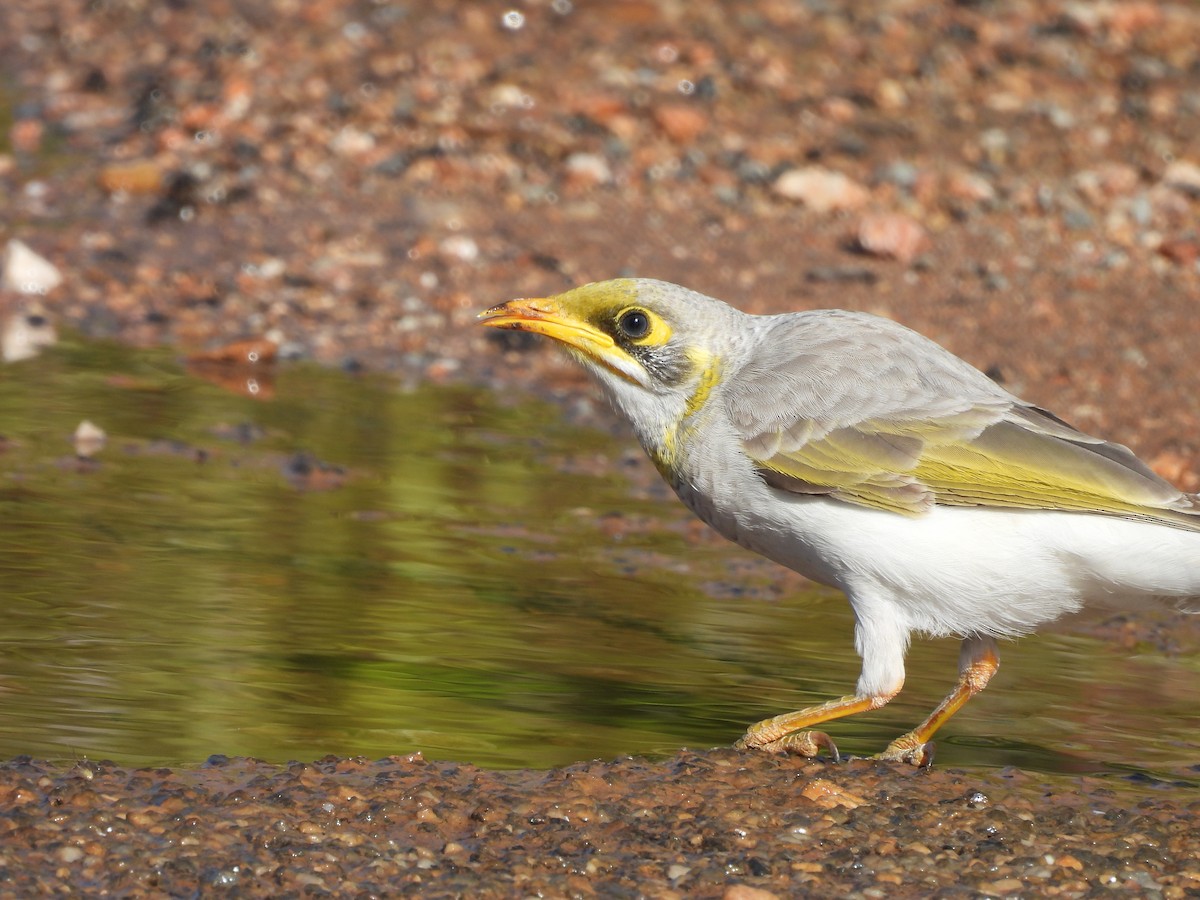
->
722;310;1200;526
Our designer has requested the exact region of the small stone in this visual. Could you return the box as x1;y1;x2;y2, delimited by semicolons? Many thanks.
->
57;846;84;863
2;239;62;294
876;160;919;190
10;119;44;154
800;778;866;810
946;170;996;204
856;212;930;264
97;160;165;195
488;83;533;110
724;886;779;900
653;104;708;144
772;166;870;213
1074;163;1140;204
1158;238;1200;266
440;235;479;262
1162;160;1200;198
330;126;375;157
667;863;691;880
1;299;56;362
1062;205;1095;230
73;420;107;459
564;152;614;187
875;78;907;111
979;878;1025;894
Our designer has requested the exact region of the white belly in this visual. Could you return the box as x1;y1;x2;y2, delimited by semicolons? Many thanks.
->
683;470;1200;640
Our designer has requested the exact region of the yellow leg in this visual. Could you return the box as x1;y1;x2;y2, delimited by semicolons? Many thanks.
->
876;636;1000;766
735;691;898;760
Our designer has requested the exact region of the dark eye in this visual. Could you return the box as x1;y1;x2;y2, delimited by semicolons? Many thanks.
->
616;308;651;339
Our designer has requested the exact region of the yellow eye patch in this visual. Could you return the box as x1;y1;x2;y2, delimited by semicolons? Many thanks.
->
614;306;672;346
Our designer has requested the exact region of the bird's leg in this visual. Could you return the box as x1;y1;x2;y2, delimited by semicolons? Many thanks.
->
736;605;907;759
735;691;898;759
876;635;999;766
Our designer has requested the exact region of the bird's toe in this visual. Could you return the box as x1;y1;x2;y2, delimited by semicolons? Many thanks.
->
874;736;936;767
737;729;840;761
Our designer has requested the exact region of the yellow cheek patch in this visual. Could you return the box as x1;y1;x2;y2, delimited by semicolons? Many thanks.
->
683;350;721;420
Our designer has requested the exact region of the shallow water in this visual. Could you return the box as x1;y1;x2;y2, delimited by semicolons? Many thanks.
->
0;338;1197;777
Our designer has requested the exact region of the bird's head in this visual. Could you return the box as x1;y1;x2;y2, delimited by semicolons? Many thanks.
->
479;279;746;419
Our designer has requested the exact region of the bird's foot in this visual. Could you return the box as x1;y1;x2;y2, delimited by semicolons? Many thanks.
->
874;733;936;767
735;729;840;761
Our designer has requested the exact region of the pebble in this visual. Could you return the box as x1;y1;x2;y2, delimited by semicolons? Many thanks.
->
772;167;870;213
1161;160;1200;198
97;160;164;195
73;420;107;459
855;212;930;264
2;239;62;294
653;104;708;144
564;152;614;187
0;298;57;363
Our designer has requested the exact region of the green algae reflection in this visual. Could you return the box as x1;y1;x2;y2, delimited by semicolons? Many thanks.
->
0;338;1198;777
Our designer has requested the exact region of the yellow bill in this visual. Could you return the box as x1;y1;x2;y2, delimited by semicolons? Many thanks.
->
479;297;649;387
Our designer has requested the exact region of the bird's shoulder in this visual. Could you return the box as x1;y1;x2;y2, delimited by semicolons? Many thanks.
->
721;309;1013;437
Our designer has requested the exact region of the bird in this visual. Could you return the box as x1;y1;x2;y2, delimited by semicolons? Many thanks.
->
479;278;1200;765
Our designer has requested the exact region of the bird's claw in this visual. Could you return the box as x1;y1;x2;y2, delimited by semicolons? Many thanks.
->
874;735;936;768
736;729;840;762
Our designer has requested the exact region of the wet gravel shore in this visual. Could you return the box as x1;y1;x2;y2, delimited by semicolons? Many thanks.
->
3;0;1200;894
4;750;1199;898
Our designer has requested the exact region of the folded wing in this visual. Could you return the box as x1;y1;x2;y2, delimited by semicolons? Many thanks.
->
725;311;1200;529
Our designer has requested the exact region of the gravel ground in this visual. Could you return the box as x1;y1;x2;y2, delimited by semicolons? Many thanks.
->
3;751;1199;898
3;0;1200;894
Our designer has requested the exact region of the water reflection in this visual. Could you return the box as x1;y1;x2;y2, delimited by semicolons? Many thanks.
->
0;338;1197;777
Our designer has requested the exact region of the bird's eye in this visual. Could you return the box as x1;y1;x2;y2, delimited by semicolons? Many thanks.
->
616;308;651;340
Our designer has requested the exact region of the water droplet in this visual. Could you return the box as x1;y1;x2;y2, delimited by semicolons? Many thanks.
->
551;0;572;13
501;10;525;30
677;79;695;96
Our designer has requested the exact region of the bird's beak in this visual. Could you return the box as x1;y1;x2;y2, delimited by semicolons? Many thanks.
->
479;297;648;386
479;297;614;353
